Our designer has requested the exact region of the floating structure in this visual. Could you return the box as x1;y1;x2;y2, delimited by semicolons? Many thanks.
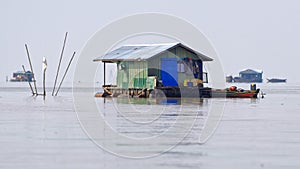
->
228;69;263;83
94;43;260;98
10;70;34;82
226;75;233;83
267;78;286;83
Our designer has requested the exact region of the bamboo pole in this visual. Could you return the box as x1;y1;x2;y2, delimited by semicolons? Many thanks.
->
25;44;38;95
22;65;35;95
42;57;47;98
54;51;76;96
104;62;106;86
52;32;68;96
43;68;46;96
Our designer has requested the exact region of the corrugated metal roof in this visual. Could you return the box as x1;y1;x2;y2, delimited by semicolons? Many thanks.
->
93;43;213;62
14;71;32;74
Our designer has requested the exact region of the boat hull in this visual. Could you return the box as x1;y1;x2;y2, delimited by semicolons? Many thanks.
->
267;79;286;83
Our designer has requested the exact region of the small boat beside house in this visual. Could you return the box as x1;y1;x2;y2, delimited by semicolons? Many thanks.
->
94;43;260;99
267;78;287;83
211;84;259;98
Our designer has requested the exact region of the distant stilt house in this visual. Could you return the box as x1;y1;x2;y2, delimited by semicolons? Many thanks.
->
93;43;213;97
10;71;34;82
233;69;263;83
226;75;233;83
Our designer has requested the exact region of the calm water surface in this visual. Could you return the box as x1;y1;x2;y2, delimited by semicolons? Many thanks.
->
0;82;300;169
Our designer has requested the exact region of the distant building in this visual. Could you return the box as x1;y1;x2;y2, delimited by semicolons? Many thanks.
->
10;71;33;82
226;75;233;83
233;69;263;83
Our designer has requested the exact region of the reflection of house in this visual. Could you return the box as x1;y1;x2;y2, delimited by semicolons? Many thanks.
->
10;71;33;82
233;69;263;83
93;43;213;90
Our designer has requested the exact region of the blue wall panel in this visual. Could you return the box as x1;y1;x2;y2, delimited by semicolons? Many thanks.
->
161;58;178;86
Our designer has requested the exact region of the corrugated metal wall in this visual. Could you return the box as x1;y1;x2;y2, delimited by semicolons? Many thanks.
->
161;58;178;86
117;61;148;88
116;46;204;88
148;46;201;86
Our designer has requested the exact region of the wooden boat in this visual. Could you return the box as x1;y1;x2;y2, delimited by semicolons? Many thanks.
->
267;78;286;83
225;89;259;98
211;87;260;98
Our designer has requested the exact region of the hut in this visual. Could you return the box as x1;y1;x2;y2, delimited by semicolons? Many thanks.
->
233;69;263;83
10;71;33;82
93;43;213;97
226;75;233;83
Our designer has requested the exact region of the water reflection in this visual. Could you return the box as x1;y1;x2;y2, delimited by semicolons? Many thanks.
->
102;97;206;105
92;96;210;158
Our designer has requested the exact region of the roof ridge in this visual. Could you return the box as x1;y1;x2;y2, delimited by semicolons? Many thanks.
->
124;42;179;47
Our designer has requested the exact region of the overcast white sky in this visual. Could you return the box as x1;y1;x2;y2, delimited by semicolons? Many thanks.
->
1;0;300;85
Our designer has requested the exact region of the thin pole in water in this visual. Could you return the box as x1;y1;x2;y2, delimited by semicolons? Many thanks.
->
43;68;46;96
25;44;38;95
52;32;68;96
55;51;76;96
42;57;47;99
104;62;106;86
22;65;35;95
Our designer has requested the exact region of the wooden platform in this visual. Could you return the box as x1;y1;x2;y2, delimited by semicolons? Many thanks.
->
96;85;260;99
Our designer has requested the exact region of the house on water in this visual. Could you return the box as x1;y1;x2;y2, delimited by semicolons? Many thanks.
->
10;71;34;82
93;43;213;97
233;69;263;83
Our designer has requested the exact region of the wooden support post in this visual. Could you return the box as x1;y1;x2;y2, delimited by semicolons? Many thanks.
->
25;44;38;95
22;65;35;95
43;68;46;96
55;52;76;96
103;62;106;86
42;57;47;97
52;32;68;96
